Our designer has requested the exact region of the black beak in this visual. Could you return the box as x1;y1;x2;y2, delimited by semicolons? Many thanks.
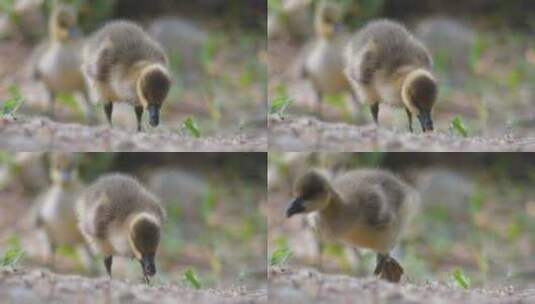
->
286;197;305;218
418;112;434;132
140;254;156;277
147;105;160;127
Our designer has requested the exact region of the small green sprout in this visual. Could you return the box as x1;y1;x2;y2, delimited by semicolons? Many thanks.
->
270;96;292;118
270;245;293;266
1;235;25;268
2;85;24;118
183;267;202;289
181;117;202;138
450;116;469;137
452;268;471;289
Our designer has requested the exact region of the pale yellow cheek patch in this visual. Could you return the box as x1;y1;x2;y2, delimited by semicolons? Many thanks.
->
128;234;142;260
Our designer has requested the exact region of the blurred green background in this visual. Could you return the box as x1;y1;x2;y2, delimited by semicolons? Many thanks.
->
268;0;535;138
0;152;267;290
268;152;535;289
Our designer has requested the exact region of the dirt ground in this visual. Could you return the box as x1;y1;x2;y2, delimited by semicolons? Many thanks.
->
268;116;533;152
0;267;267;304
0;116;266;151
269;267;535;304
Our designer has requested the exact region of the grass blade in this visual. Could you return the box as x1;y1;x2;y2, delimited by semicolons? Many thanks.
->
270;245;293;266
450;116;469;137
452;268;471;289
184;267;202;289
182;117;202;138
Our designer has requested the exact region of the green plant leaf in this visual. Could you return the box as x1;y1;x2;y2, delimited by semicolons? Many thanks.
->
1;235;25;268
2;85;24;117
270;96;292;117
183;267;202;289
452;268;471;289
182;117;202;138
450;116;469;137
270;245;293;266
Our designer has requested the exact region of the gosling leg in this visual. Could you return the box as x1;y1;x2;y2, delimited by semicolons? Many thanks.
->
82;90;97;125
370;102;379;125
405;108;413;133
104;256;113;277
316;90;323;119
134;105;143;132
103;102;113;126
47;91;56;119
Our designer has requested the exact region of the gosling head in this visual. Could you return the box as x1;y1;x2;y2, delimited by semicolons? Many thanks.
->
49;5;80;43
137;64;171;127
401;69;438;132
315;0;342;39
286;170;332;218
128;213;162;277
49;153;79;187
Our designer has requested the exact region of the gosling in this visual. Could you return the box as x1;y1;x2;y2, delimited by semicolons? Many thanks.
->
76;173;165;283
33;4;93;121
301;0;352;116
33;153;86;264
82;21;171;132
345;20;437;132
286;169;418;283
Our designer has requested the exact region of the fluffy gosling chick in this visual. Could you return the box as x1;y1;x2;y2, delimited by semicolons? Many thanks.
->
34;153;85;263
302;0;352;116
82;21;171;132
286;169;418;283
345;20;437;132
76;174;165;283
34;4;92;121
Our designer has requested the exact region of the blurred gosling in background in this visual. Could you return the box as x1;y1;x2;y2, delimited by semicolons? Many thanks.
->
301;0;353;117
32;153;88;266
32;3;94;122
